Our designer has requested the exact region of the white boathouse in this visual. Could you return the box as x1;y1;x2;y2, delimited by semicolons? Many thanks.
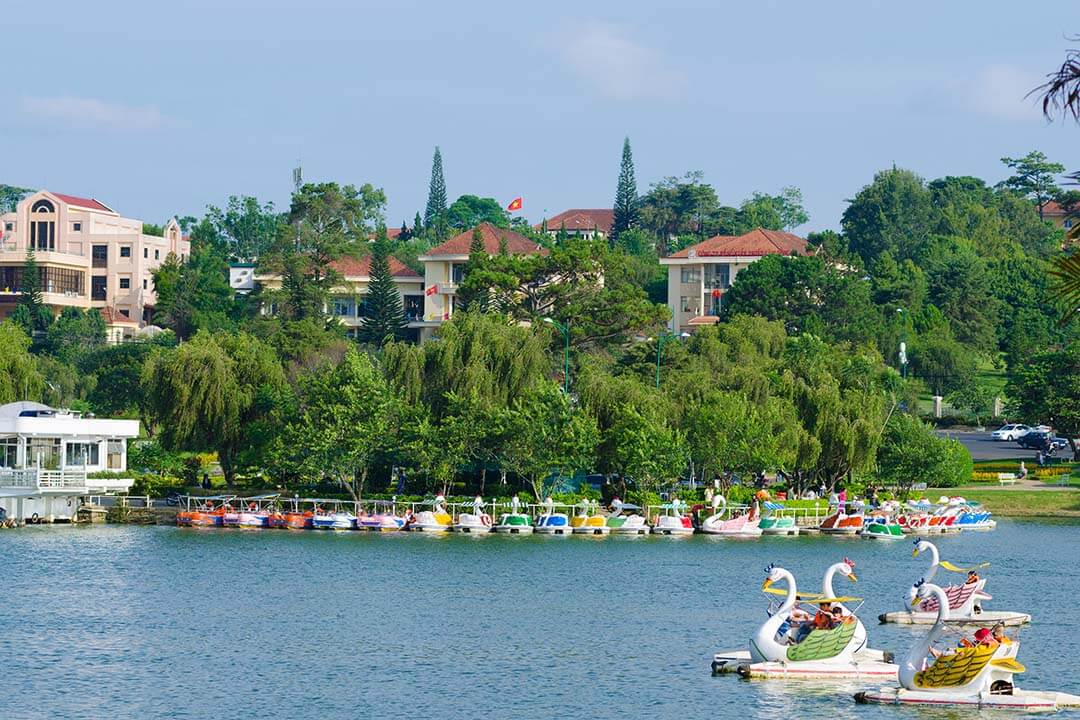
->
0;401;139;523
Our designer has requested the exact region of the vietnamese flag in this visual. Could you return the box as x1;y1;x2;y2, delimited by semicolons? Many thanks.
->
506;197;523;212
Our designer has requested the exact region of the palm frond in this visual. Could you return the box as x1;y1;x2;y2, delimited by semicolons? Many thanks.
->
1049;252;1080;324
1031;43;1080;122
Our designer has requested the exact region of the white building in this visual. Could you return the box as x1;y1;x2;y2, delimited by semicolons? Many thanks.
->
0;401;139;523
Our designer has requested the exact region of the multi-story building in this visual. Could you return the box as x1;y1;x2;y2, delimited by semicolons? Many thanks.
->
254;255;427;341
0;190;189;331
660;228;807;333
416;222;547;341
537;209;613;242
1041;200;1078;233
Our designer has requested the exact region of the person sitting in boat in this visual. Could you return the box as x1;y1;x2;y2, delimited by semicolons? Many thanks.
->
974;627;995;647
965;570;980;585
795;601;834;643
992;623;1011;645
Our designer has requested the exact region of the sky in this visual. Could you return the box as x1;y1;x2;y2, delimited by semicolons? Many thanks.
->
3;0;1080;232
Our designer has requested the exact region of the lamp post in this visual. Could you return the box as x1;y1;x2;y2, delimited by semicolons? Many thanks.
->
544;317;570;393
897;307;908;379
655;332;690;388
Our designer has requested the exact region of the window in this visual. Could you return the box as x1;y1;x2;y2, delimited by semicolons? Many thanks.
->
65;442;99;467
143;248;148;259
32;200;55;213
154;249;160;260
107;440;124;470
119;309;129;318
719;264;730;288
706;263;731;289
92;245;108;268
1066;219;1074;230
72;222;82;232
680;267;701;284
357;297;371;318
0;437;17;468
404;295;423;321
27;437;60;470
120;246;131;258
332;299;353;317
451;263;465;284
91;276;107;301
142;279;148;290
119;278;130;289
0;266;84;295
680;296;694;313
3;222;12;232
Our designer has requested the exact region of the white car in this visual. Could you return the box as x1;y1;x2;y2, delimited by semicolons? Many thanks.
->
991;424;1031;441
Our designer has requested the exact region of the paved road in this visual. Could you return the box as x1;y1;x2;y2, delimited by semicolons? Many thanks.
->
936;430;1069;462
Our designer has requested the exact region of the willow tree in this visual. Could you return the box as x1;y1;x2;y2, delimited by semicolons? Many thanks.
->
141;331;285;486
0;321;43;403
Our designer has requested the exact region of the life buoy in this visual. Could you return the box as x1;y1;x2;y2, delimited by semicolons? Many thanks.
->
30;512;40;524
481;514;492;526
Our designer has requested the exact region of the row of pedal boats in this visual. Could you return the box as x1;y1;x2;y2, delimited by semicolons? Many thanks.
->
711;539;1076;711
177;494;995;537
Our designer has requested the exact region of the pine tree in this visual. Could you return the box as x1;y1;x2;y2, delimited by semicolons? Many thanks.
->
468;225;485;256
612;136;639;245
413;211;424;236
358;229;407;346
18;248;50;334
424;146;448;240
458;226;490;314
399;220;410;241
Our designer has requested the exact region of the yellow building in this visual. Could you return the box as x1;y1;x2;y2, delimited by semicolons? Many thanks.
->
416;223;547;341
0;190;189;334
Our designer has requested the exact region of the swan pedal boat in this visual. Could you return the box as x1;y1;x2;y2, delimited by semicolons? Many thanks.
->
492;513;533;534
534;513;573;535
606;501;650;535
714;562;897;681
451;512;491;533
571;514;610;535
856;580;1078;710
879;540;1030;627
700;495;762;537
651;501;694;535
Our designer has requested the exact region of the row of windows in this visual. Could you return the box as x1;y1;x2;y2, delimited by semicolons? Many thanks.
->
680;265;732;287
0;436;124;469
0;266;85;295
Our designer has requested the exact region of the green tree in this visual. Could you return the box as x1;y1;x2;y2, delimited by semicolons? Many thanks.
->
999;151;1065;220
0;185;33;213
278;348;390;500
877;413;972;493
502;382;598;499
605;401;686;494
1007;341;1080;459
141;331;285;485
205;195;282;261
445;195;509;229
16;248;51;335
612;136;638;244
908;329;976;396
0;321;43;402
153;244;235;339
639;171;719;250
685;391;800;483
424;146;448;239
357;230;407;345
841;167;934;265
41;308;106;363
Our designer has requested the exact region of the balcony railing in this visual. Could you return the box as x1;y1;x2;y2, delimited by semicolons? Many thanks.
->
0;468;88;490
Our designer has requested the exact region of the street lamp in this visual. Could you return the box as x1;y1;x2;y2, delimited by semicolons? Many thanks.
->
544;317;570;393
655;332;690;388
896;307;908;379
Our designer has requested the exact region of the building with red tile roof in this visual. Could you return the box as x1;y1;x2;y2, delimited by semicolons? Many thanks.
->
537;209;614;240
0;190;189;329
416;223;548;341
660;227;809;333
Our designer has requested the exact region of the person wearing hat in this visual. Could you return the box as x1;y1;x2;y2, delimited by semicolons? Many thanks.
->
974;627;995;646
965;570;980;585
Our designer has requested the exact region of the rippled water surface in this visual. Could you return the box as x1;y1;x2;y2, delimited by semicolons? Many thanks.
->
3;520;1079;719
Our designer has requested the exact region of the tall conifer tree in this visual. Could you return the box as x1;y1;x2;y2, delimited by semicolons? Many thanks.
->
612;136;639;245
424;146;448;240
358;229;407;345
17;248;50;333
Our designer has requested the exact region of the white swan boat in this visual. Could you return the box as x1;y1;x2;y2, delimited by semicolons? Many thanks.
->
878;540;1030;627
856;580;1080;710
700;495;762;537
492;495;533;534
452;496;492;533
409;495;453;532
606;499;649;535
650;499;694;535
712;562;897;680
534;497;573;535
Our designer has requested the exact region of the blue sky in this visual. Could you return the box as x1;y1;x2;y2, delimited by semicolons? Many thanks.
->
4;0;1079;231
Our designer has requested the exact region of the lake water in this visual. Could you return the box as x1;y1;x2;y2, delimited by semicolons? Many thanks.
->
4;520;1079;719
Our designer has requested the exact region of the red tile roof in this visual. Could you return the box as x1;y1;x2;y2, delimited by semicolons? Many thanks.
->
424;222;547;257
539;209;614;234
98;306;138;325
387;227;402;239
1042;200;1076;217
330;255;421;278
668;228;808;259
50;193;114;213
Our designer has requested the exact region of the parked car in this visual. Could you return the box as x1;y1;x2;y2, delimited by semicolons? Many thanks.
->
991;424;1031;441
1016;431;1069;451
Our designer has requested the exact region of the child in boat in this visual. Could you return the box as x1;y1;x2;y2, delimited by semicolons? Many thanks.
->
992;623;1011;644
965;570;980;585
974;627;995;646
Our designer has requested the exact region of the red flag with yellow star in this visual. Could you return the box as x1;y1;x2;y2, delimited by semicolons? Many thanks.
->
506;197;523;212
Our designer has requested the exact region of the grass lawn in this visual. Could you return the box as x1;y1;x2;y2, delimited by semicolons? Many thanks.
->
926;487;1080;517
